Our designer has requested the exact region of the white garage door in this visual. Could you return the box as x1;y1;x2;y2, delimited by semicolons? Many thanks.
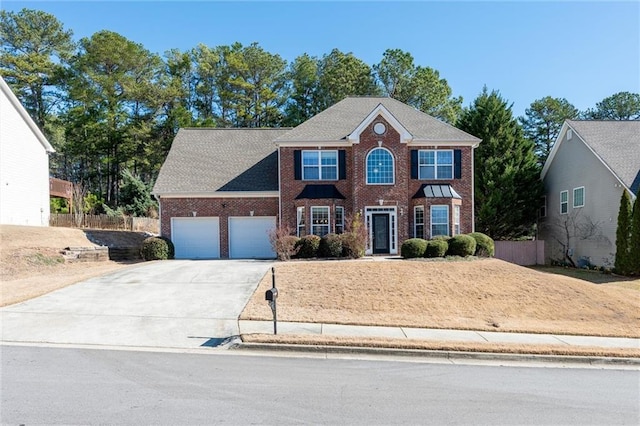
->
172;217;220;259
229;216;276;259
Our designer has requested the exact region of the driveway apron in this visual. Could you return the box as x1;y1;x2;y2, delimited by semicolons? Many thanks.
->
1;260;272;349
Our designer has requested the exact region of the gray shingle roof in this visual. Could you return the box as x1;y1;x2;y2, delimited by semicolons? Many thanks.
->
153;128;290;195
275;97;480;143
568;120;640;194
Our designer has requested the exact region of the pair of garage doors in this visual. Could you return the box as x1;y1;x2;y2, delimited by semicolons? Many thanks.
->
171;216;276;259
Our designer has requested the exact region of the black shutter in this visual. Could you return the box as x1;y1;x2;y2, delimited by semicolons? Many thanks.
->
338;150;346;180
294;150;301;180
411;150;418;179
454;149;462;179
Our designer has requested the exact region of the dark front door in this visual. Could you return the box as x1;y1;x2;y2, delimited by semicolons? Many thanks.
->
372;214;390;254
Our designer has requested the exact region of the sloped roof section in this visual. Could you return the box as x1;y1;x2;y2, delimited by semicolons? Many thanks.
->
568;120;640;194
153;128;290;195
412;184;462;199
275;97;480;143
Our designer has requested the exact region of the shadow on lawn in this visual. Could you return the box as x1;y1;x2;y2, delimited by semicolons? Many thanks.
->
531;266;640;287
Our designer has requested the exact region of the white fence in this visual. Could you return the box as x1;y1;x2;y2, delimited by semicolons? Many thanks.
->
494;240;545;266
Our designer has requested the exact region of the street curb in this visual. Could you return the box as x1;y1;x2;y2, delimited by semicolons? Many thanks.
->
232;342;640;367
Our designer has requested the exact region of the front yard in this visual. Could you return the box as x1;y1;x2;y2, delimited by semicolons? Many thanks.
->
241;258;640;338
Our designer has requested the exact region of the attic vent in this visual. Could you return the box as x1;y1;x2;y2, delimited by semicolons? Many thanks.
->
567;129;573;140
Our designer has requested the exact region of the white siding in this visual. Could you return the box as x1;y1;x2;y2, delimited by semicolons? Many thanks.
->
0;83;51;226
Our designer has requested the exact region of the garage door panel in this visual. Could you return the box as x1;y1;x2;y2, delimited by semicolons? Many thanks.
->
229;217;276;259
172;217;220;259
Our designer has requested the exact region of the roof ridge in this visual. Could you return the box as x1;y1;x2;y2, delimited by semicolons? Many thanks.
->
181;127;294;130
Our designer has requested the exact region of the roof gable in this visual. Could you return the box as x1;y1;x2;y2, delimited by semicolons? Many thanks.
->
275;97;480;145
347;103;412;143
153;128;290;195
0;76;54;153
542;120;640;195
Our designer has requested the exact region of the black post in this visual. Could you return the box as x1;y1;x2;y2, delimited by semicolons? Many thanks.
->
271;267;277;335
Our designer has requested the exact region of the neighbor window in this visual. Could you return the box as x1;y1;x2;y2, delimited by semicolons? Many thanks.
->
431;205;449;237
297;207;306;237
311;206;330;236
414;206;424;239
573;187;585;208
540;196;547;218
366;148;394;184
335;206;344;234
560;190;568;214
454;205;461;236
419;150;453;179
302;151;337;180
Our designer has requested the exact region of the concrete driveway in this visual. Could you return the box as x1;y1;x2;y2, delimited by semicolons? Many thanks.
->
1;260;272;349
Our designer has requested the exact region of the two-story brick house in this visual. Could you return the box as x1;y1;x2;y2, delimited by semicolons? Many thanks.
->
153;97;480;259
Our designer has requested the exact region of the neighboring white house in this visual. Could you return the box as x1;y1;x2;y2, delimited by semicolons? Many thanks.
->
0;76;55;226
539;120;640;268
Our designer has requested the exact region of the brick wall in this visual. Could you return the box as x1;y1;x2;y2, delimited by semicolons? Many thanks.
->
159;197;278;258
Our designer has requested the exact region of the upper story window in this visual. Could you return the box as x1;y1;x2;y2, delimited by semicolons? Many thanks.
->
302;151;337;180
366;148;394;184
573;187;585;208
419;150;453;179
560;190;568;214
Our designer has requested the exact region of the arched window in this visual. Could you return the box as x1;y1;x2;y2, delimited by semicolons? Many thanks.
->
366;148;394;184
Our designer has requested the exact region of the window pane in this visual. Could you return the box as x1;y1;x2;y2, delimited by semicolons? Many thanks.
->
419;165;435;179
419;151;434;165
415;225;424;239
367;148;394;184
311;207;330;236
432;224;449;237
431;206;449;237
302;152;318;165
335;207;344;234
437;151;453;165
303;166;319;180
321;151;337;165
437;165;453;179
560;191;568;203
574;188;584;207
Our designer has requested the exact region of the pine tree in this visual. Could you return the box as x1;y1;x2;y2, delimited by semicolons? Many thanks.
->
614;190;632;275
456;87;543;239
629;194;640;275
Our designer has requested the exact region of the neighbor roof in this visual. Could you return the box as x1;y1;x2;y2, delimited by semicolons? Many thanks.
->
568;120;640;194
153;128;290;195
275;97;480;143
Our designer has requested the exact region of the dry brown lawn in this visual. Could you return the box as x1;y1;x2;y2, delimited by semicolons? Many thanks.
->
1;225;139;307
241;258;640;338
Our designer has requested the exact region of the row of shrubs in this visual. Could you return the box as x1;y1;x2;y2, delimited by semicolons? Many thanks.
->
401;233;495;259
276;233;366;260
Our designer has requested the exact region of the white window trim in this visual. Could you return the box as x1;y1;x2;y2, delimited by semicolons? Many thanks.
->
540;196;547;218
310;206;331;236
418;149;454;180
454;205;461;236
296;206;306;237
366;147;395;185
302;150;338;181
573;186;585;208
414;205;425;239
560;190;568;215
335;206;345;234
430;205;450;238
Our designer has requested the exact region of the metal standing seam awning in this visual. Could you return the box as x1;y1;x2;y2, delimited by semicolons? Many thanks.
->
412;184;462;199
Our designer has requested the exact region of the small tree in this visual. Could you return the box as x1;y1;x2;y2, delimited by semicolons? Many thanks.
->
341;212;368;258
71;182;87;227
118;169;156;217
614;190;632;275
268;224;299;261
629;194;640;275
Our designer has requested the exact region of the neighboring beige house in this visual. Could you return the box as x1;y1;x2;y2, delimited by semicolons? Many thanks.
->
539;120;640;267
0;76;55;226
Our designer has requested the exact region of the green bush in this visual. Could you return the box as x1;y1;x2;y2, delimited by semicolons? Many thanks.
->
401;238;427;258
447;234;477;257
295;234;321;258
468;232;495;257
340;232;365;259
425;239;448;258
141;236;175;261
319;233;343;258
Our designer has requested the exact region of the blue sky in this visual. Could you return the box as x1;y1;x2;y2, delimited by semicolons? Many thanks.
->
4;1;639;117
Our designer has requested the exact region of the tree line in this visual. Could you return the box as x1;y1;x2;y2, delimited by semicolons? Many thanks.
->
2;8;639;238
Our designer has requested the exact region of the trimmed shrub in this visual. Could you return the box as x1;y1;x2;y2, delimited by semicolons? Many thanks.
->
468;232;495;257
401;238;427;259
447;234;477;257
295;234;321;258
141;236;174;261
319;233;343;258
268;226;299;261
425;239;448;258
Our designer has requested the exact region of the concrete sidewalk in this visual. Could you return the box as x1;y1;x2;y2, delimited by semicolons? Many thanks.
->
239;320;640;350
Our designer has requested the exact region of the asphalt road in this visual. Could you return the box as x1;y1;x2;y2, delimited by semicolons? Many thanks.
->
1;346;638;425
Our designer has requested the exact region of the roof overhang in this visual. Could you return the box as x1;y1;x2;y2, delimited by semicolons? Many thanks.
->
275;141;353;148
347;103;413;144
154;191;279;199
409;139;481;148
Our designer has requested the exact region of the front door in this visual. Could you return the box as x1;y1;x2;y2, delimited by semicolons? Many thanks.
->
372;214;390;254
